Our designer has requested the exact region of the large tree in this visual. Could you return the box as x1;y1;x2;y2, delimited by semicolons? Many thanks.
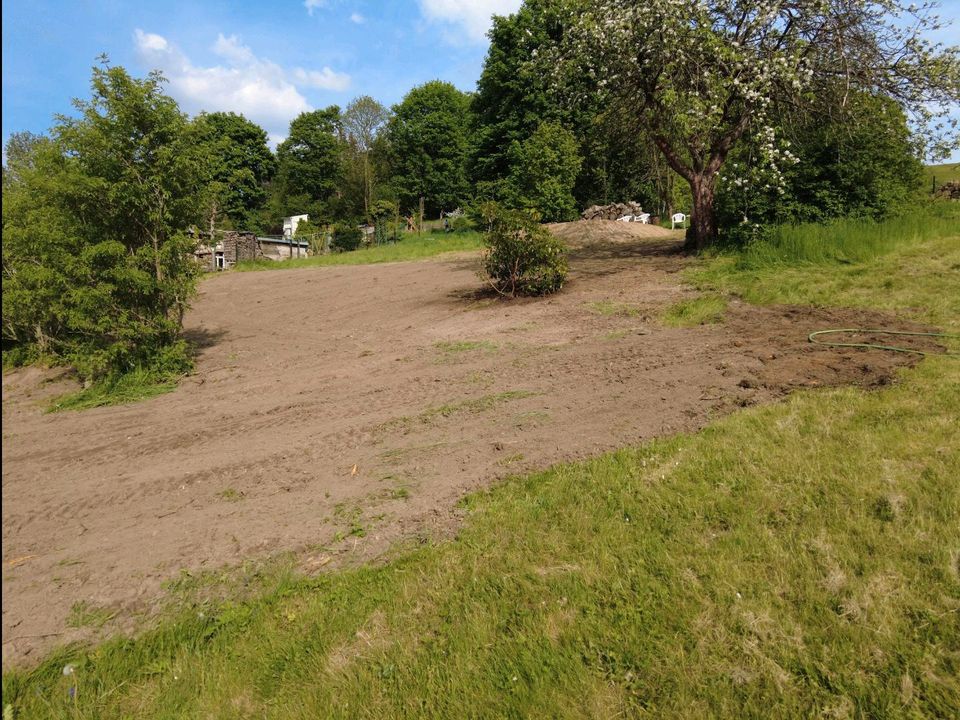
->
544;0;960;249
2;62;205;380
342;95;390;215
505;121;583;221
193;112;275;232
473;0;657;209
275;107;343;219
387;81;472;217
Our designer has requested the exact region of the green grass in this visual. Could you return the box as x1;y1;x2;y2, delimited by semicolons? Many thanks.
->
587;300;642;317
924;162;960;187
4;214;960;718
660;294;728;327
234;232;484;272
47;368;179;412
65;602;116;630
722;203;960;268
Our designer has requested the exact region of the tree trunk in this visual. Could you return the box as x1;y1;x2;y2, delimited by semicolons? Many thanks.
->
685;174;718;252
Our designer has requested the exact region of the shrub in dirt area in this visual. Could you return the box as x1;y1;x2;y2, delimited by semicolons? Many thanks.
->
331;222;363;252
479;204;567;296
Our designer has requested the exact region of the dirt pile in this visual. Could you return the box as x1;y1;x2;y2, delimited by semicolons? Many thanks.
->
547;219;679;246
581;202;647;220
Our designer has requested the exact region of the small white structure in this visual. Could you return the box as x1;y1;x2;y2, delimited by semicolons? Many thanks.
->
283;214;309;239
671;213;687;229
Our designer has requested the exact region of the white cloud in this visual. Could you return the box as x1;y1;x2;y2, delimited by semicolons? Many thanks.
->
135;30;169;52
292;67;351;91
417;0;522;42
350;12;365;24
133;29;351;141
304;0;327;16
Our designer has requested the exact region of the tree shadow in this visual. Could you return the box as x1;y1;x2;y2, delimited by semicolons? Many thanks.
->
182;327;229;358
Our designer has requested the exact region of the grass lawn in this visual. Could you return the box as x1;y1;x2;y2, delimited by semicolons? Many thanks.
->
4;211;959;719
234;231;484;272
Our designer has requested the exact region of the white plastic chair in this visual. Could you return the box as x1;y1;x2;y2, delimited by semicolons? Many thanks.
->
617;215;633;222
636;213;651;224
671;213;686;229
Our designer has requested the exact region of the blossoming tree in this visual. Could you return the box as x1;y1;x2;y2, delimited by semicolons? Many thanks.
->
542;0;960;249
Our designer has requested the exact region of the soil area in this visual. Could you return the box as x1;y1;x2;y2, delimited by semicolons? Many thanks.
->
1;221;938;666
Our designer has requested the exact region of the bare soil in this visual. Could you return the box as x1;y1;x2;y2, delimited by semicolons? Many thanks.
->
1;221;937;666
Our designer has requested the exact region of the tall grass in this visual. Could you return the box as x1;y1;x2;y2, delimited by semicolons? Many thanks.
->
729;203;960;268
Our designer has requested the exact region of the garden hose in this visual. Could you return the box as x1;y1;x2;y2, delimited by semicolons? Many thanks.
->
807;329;960;356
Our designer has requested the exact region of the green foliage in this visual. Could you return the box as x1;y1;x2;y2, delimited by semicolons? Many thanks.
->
331;222;363;252
193;111;276;231
387;81;472;216
717;93;925;236
2;63;204;384
479;204;568;296
471;0;654;209
274;107;343;219
449;215;473;233
504;122;582;222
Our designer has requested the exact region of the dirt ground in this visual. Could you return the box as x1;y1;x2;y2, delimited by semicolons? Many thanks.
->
1;221;938;666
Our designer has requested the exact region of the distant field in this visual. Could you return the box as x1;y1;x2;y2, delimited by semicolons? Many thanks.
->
924;161;960;188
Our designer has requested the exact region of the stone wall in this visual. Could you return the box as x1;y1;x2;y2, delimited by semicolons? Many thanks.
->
222;231;262;264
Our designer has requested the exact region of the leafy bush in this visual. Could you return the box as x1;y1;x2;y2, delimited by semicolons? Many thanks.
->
450;215;473;233
2;65;205;385
479;205;567;296
331;222;363;252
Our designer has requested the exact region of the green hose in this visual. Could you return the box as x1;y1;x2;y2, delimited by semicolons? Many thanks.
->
808;329;960;356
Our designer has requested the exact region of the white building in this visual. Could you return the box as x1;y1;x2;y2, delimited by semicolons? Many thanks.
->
283;214;309;239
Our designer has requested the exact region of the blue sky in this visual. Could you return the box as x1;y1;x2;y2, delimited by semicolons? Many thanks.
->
2;0;521;147
3;0;959;159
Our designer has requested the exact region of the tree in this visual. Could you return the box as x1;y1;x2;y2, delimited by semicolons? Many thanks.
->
275;107;343;219
342;96;390;215
2;62;205;380
505;122;583;221
545;0;960;249
193;112;275;231
387;81;472;217
717;91;924;232
472;0;655;209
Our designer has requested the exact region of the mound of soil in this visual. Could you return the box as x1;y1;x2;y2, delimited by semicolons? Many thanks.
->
1;224;932;665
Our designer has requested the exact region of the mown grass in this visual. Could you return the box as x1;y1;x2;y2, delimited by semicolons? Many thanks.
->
4;212;959;719
234;232;484;272
660;294;728;327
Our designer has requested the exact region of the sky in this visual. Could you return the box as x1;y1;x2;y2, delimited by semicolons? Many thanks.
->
2;0;522;148
2;0;959;159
